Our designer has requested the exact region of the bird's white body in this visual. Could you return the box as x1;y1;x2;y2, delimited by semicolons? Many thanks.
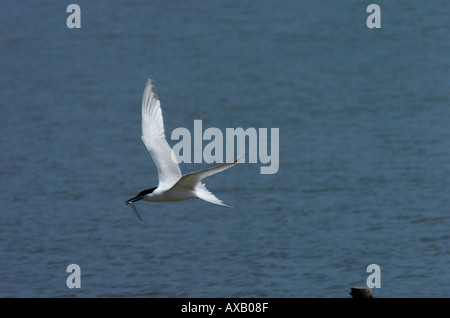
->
125;78;241;222
142;185;197;202
142;187;194;202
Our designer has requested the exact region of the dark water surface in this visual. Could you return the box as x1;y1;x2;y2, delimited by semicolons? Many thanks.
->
1;1;449;297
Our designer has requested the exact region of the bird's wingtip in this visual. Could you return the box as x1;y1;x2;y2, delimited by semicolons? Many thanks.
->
144;77;158;98
234;154;245;164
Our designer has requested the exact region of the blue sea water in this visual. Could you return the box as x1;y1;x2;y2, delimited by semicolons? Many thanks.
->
0;1;449;297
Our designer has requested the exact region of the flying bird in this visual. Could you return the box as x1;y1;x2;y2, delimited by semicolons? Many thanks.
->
125;78;241;222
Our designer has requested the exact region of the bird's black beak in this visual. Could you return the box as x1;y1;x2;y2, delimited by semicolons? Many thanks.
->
124;195;143;206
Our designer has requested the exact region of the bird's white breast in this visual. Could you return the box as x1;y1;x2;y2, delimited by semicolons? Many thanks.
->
143;187;196;202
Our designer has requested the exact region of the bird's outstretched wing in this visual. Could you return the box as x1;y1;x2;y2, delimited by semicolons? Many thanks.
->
141;78;182;190
172;156;243;206
175;156;242;187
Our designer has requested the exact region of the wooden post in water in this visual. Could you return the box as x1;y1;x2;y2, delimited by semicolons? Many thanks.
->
350;286;373;298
